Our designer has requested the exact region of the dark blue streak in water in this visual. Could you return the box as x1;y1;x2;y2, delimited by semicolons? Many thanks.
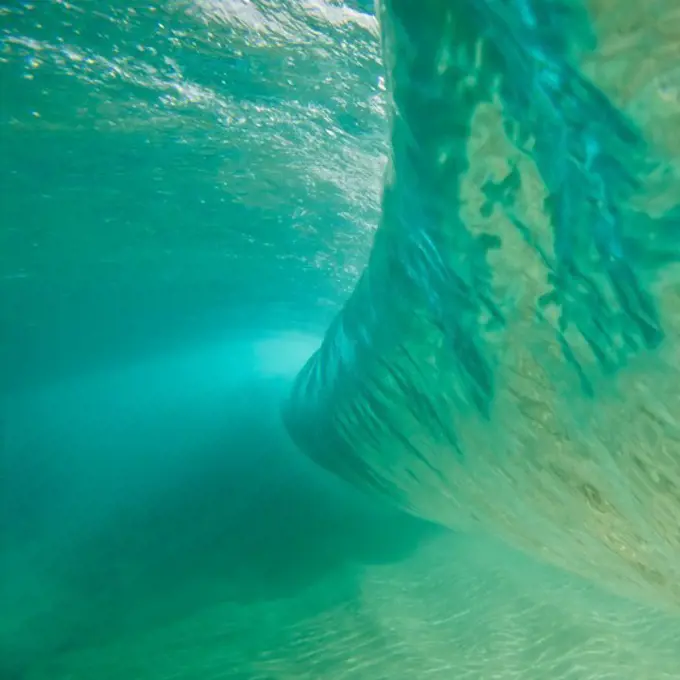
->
474;0;663;380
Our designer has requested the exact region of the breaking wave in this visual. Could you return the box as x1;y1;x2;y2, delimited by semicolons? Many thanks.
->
285;0;680;609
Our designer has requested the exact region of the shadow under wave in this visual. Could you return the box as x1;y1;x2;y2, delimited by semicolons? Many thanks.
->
0;334;436;679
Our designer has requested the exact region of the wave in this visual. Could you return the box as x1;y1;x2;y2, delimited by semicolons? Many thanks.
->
284;0;680;609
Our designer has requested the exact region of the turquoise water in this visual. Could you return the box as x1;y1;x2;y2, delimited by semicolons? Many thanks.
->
2;1;680;679
287;0;680;609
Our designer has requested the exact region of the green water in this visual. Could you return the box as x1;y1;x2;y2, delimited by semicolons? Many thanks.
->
3;1;680;679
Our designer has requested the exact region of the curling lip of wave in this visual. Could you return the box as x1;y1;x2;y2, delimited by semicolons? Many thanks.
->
285;0;680;611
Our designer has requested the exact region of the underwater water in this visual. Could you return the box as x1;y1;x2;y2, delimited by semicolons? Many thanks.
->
2;0;680;679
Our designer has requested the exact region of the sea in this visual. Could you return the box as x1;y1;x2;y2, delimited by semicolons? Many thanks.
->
2;1;680;679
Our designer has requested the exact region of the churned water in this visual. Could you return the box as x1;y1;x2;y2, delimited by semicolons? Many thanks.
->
2;1;680;679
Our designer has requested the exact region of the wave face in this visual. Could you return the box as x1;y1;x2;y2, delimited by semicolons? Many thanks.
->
285;0;680;609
